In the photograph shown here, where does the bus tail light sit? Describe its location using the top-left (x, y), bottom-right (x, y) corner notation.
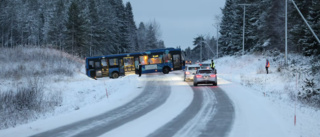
top-left (196, 75), bottom-right (202, 78)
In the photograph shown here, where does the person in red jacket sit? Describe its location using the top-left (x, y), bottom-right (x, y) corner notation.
top-left (266, 59), bottom-right (270, 74)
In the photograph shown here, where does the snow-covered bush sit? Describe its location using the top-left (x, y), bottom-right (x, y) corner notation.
top-left (298, 77), bottom-right (320, 107)
top-left (0, 46), bottom-right (82, 129)
top-left (0, 46), bottom-right (83, 79)
top-left (294, 56), bottom-right (320, 108)
top-left (0, 77), bottom-right (62, 129)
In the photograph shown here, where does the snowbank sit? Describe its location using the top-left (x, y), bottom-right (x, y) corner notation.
top-left (215, 54), bottom-right (320, 137)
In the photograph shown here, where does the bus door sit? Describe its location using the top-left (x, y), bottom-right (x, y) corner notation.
top-left (93, 60), bottom-right (102, 77)
top-left (123, 56), bottom-right (135, 75)
top-left (87, 59), bottom-right (95, 78)
top-left (101, 58), bottom-right (109, 77)
top-left (119, 58), bottom-right (124, 76)
top-left (134, 57), bottom-right (139, 74)
top-left (172, 54), bottom-right (182, 70)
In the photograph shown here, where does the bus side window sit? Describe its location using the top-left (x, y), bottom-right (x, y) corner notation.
top-left (139, 55), bottom-right (148, 65)
top-left (89, 61), bottom-right (94, 69)
top-left (101, 59), bottom-right (108, 67)
top-left (163, 53), bottom-right (172, 63)
top-left (109, 58), bottom-right (118, 66)
top-left (95, 61), bottom-right (101, 69)
top-left (150, 54), bottom-right (162, 64)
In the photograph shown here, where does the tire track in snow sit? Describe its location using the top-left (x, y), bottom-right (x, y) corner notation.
top-left (147, 85), bottom-right (216, 137)
top-left (30, 75), bottom-right (171, 137)
top-left (148, 82), bottom-right (234, 137)
top-left (199, 86), bottom-right (234, 137)
top-left (173, 86), bottom-right (217, 137)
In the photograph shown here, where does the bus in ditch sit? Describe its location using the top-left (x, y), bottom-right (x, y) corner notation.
top-left (85, 48), bottom-right (185, 79)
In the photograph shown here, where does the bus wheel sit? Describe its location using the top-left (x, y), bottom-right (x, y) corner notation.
top-left (112, 72), bottom-right (119, 78)
top-left (163, 67), bottom-right (170, 74)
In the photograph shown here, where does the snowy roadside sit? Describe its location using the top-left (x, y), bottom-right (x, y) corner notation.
top-left (0, 72), bottom-right (146, 137)
top-left (213, 54), bottom-right (320, 137)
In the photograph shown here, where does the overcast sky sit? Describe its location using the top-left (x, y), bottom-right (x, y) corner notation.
top-left (123, 0), bottom-right (226, 50)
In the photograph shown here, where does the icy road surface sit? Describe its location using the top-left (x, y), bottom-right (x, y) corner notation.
top-left (1, 71), bottom-right (298, 137)
top-left (29, 72), bottom-right (234, 137)
top-left (31, 75), bottom-right (171, 137)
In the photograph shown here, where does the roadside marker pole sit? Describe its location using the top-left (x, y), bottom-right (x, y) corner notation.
top-left (104, 80), bottom-right (109, 99)
top-left (294, 73), bottom-right (298, 126)
top-left (106, 88), bottom-right (109, 98)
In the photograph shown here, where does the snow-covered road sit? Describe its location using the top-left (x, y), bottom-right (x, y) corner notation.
top-left (31, 74), bottom-right (171, 137)
top-left (0, 71), bottom-right (304, 137)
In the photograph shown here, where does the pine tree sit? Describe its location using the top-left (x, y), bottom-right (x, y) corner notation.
top-left (230, 2), bottom-right (243, 55)
top-left (145, 25), bottom-right (158, 50)
top-left (86, 0), bottom-right (101, 56)
top-left (219, 0), bottom-right (243, 55)
top-left (96, 0), bottom-right (118, 55)
top-left (258, 0), bottom-right (285, 51)
top-left (125, 2), bottom-right (138, 52)
top-left (245, 4), bottom-right (260, 52)
top-left (48, 0), bottom-right (67, 50)
top-left (219, 0), bottom-right (234, 55)
top-left (289, 0), bottom-right (311, 53)
top-left (302, 0), bottom-right (320, 56)
top-left (137, 22), bottom-right (147, 51)
top-left (65, 0), bottom-right (87, 56)
top-left (109, 0), bottom-right (130, 54)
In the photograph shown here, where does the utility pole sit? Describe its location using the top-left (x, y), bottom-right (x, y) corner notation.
top-left (200, 41), bottom-right (203, 62)
top-left (216, 24), bottom-right (219, 58)
top-left (285, 0), bottom-right (288, 66)
top-left (239, 4), bottom-right (255, 56)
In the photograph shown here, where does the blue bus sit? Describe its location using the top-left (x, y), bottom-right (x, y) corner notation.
top-left (85, 48), bottom-right (185, 78)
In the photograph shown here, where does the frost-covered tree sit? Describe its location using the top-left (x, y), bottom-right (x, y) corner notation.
top-left (289, 0), bottom-right (312, 53)
top-left (124, 2), bottom-right (138, 52)
top-left (86, 0), bottom-right (101, 56)
top-left (245, 3), bottom-right (260, 52)
top-left (137, 22), bottom-right (147, 51)
top-left (0, 0), bottom-right (161, 56)
top-left (219, 0), bottom-right (243, 55)
top-left (65, 0), bottom-right (87, 56)
top-left (48, 0), bottom-right (67, 50)
top-left (301, 0), bottom-right (320, 56)
top-left (259, 0), bottom-right (285, 51)
top-left (145, 25), bottom-right (158, 50)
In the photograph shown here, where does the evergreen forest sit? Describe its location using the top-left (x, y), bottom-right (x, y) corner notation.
top-left (0, 0), bottom-right (165, 57)
top-left (218, 0), bottom-right (320, 57)
top-left (186, 0), bottom-right (320, 61)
